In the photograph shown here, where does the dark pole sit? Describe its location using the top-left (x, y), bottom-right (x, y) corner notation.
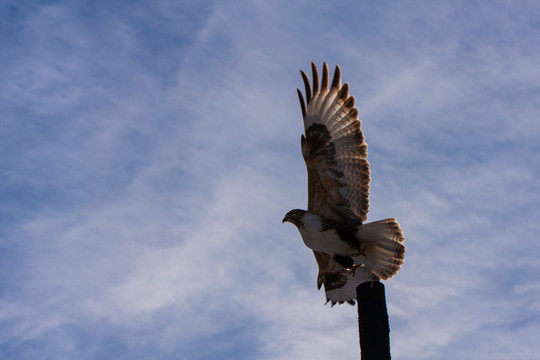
top-left (356, 281), bottom-right (391, 360)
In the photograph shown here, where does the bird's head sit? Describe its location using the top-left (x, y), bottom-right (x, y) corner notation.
top-left (282, 209), bottom-right (307, 228)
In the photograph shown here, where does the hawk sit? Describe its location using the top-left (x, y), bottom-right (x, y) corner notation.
top-left (283, 63), bottom-right (405, 306)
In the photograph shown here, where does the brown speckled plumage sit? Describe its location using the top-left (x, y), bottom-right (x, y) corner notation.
top-left (284, 63), bottom-right (406, 306)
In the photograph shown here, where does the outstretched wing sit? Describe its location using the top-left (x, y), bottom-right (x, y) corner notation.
top-left (313, 251), bottom-right (378, 306)
top-left (298, 63), bottom-right (370, 223)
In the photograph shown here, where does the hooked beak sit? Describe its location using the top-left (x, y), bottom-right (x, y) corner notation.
top-left (282, 215), bottom-right (289, 223)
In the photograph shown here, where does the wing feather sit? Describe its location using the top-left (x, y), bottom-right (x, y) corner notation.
top-left (298, 62), bottom-right (370, 222)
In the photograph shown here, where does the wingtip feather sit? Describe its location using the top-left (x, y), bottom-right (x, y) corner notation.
top-left (297, 88), bottom-right (306, 118)
top-left (300, 70), bottom-right (311, 104)
top-left (321, 62), bottom-right (329, 91)
top-left (311, 62), bottom-right (319, 94)
top-left (331, 65), bottom-right (341, 89)
top-left (338, 82), bottom-right (349, 100)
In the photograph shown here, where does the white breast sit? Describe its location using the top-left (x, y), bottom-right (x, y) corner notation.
top-left (299, 214), bottom-right (353, 255)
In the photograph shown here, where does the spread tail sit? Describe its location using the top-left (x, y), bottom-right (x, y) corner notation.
top-left (355, 218), bottom-right (405, 280)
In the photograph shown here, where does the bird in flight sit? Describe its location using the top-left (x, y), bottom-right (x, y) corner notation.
top-left (283, 63), bottom-right (405, 306)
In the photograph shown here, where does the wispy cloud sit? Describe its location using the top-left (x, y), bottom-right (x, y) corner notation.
top-left (1, 0), bottom-right (540, 359)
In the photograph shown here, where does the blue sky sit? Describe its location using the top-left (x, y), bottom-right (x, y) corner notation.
top-left (1, 1), bottom-right (540, 359)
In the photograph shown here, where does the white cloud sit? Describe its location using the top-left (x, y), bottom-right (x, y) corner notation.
top-left (2, 0), bottom-right (540, 359)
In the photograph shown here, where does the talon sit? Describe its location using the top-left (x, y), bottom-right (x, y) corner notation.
top-left (347, 264), bottom-right (359, 278)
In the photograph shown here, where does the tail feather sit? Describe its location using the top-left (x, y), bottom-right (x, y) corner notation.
top-left (355, 218), bottom-right (405, 280)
